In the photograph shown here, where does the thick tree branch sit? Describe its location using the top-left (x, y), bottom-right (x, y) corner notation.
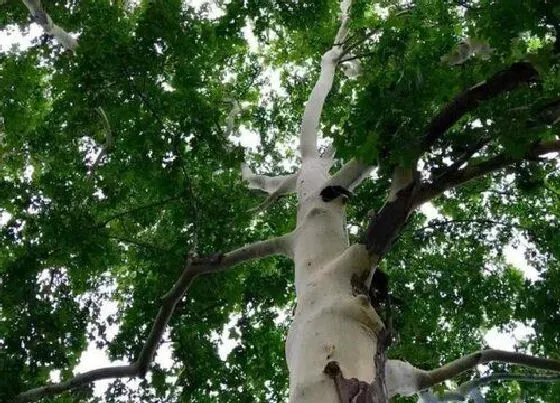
top-left (386, 360), bottom-right (426, 398)
top-left (326, 158), bottom-right (373, 190)
top-left (241, 164), bottom-right (298, 195)
top-left (421, 62), bottom-right (539, 152)
top-left (374, 82), bottom-right (556, 258)
top-left (11, 366), bottom-right (138, 403)
top-left (362, 165), bottom-right (417, 262)
top-left (417, 349), bottom-right (560, 391)
top-left (21, 0), bottom-right (78, 50)
top-left (241, 164), bottom-right (298, 210)
top-left (415, 139), bottom-right (560, 204)
top-left (11, 234), bottom-right (294, 403)
top-left (387, 350), bottom-right (560, 398)
top-left (300, 0), bottom-right (352, 158)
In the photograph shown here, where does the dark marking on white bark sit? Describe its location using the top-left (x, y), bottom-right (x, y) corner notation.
top-left (351, 273), bottom-right (369, 297)
top-left (324, 341), bottom-right (389, 403)
top-left (368, 269), bottom-right (389, 308)
top-left (320, 185), bottom-right (353, 202)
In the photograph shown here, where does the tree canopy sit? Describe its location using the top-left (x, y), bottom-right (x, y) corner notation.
top-left (1, 0), bottom-right (560, 402)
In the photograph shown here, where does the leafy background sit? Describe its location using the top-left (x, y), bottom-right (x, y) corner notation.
top-left (1, 0), bottom-right (559, 401)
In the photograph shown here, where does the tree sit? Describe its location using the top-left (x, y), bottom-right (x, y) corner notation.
top-left (1, 0), bottom-right (560, 401)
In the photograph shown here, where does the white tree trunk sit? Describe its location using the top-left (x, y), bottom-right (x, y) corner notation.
top-left (286, 160), bottom-right (384, 402)
top-left (283, 1), bottom-right (386, 400)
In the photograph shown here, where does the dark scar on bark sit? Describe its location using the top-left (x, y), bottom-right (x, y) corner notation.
top-left (323, 330), bottom-right (390, 402)
top-left (351, 273), bottom-right (369, 297)
top-left (324, 361), bottom-right (372, 402)
top-left (320, 185), bottom-right (353, 202)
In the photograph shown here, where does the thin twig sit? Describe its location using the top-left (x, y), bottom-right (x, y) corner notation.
top-left (412, 218), bottom-right (532, 236)
top-left (100, 195), bottom-right (184, 226)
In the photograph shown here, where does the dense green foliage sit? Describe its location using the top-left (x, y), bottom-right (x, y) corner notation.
top-left (1, 0), bottom-right (559, 401)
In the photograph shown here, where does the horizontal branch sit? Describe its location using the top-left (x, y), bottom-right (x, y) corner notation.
top-left (11, 234), bottom-right (294, 403)
top-left (241, 164), bottom-right (299, 211)
top-left (421, 62), bottom-right (539, 152)
top-left (417, 349), bottom-right (560, 391)
top-left (12, 366), bottom-right (138, 403)
top-left (387, 349), bottom-right (560, 398)
top-left (415, 139), bottom-right (560, 204)
top-left (241, 164), bottom-right (298, 195)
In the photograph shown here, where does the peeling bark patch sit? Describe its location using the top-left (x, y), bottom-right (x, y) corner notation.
top-left (324, 361), bottom-right (381, 403)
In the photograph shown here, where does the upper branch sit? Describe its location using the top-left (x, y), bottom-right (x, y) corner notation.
top-left (421, 62), bottom-right (539, 153)
top-left (21, 0), bottom-right (78, 50)
top-left (300, 0), bottom-right (353, 159)
top-left (11, 234), bottom-right (294, 403)
top-left (415, 139), bottom-right (560, 204)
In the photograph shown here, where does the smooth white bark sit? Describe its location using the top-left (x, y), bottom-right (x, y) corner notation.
top-left (386, 360), bottom-right (425, 398)
top-left (341, 58), bottom-right (363, 79)
top-left (284, 3), bottom-right (388, 401)
top-left (241, 164), bottom-right (298, 210)
top-left (386, 350), bottom-right (560, 399)
top-left (299, 0), bottom-right (352, 159)
top-left (241, 164), bottom-right (298, 195)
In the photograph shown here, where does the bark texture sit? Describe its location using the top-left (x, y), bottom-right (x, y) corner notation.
top-left (284, 2), bottom-right (388, 402)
